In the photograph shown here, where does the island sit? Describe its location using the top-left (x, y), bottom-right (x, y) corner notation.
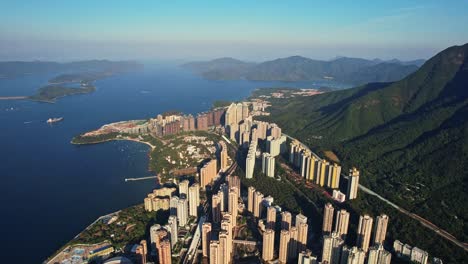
top-left (0, 60), bottom-right (143, 102)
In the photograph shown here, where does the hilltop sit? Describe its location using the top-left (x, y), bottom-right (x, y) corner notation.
top-left (255, 43), bottom-right (468, 242)
top-left (182, 56), bottom-right (422, 86)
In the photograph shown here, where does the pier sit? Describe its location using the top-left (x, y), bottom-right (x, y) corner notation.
top-left (124, 175), bottom-right (158, 182)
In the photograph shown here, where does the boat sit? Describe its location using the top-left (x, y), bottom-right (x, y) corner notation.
top-left (47, 117), bottom-right (64, 123)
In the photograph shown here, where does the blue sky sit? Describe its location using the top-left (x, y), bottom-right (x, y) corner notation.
top-left (1, 0), bottom-right (467, 61)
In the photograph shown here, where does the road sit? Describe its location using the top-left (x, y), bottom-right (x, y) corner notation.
top-left (283, 133), bottom-right (468, 252)
top-left (182, 136), bottom-right (239, 264)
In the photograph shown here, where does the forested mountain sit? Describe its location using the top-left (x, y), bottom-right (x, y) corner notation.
top-left (0, 60), bottom-right (142, 78)
top-left (259, 43), bottom-right (468, 242)
top-left (182, 56), bottom-right (421, 85)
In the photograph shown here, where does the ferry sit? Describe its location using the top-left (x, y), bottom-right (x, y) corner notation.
top-left (47, 117), bottom-right (64, 124)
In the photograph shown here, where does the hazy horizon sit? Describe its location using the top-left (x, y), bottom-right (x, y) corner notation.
top-left (1, 1), bottom-right (467, 61)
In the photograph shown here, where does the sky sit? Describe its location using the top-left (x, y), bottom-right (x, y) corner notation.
top-left (1, 0), bottom-right (467, 62)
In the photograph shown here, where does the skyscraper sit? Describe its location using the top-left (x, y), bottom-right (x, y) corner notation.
top-left (373, 214), bottom-right (389, 245)
top-left (368, 244), bottom-right (392, 264)
top-left (158, 239), bottom-right (172, 264)
top-left (177, 198), bottom-right (188, 227)
top-left (179, 180), bottom-right (189, 199)
top-left (334, 209), bottom-right (350, 239)
top-left (288, 227), bottom-right (298, 261)
top-left (322, 203), bottom-right (334, 235)
top-left (227, 175), bottom-right (240, 198)
top-left (219, 146), bottom-right (228, 171)
top-left (297, 222), bottom-right (308, 252)
top-left (347, 167), bottom-right (360, 200)
top-left (247, 186), bottom-right (255, 213)
top-left (356, 214), bottom-right (373, 252)
top-left (245, 142), bottom-right (256, 179)
top-left (202, 222), bottom-right (212, 257)
top-left (307, 155), bottom-right (318, 181)
top-left (196, 113), bottom-right (209, 130)
top-left (296, 213), bottom-right (308, 227)
top-left (212, 193), bottom-right (222, 223)
top-left (170, 196), bottom-right (179, 216)
top-left (281, 211), bottom-right (292, 230)
top-left (261, 152), bottom-right (275, 177)
top-left (341, 246), bottom-right (366, 264)
top-left (219, 230), bottom-right (231, 264)
top-left (268, 123), bottom-right (282, 139)
top-left (262, 229), bottom-right (275, 261)
top-left (167, 215), bottom-right (178, 248)
top-left (322, 232), bottom-right (344, 264)
top-left (228, 187), bottom-right (238, 226)
top-left (298, 250), bottom-right (318, 264)
top-left (329, 163), bottom-right (341, 189)
top-left (266, 135), bottom-right (286, 157)
top-left (253, 191), bottom-right (264, 218)
top-left (209, 240), bottom-right (220, 264)
top-left (279, 229), bottom-right (290, 263)
top-left (188, 183), bottom-right (200, 217)
top-left (200, 159), bottom-right (218, 189)
top-left (266, 206), bottom-right (276, 230)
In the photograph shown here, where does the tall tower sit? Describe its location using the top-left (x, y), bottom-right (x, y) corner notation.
top-left (158, 239), bottom-right (172, 264)
top-left (368, 244), bottom-right (392, 264)
top-left (322, 232), bottom-right (344, 264)
top-left (188, 183), bottom-right (200, 217)
top-left (202, 222), bottom-right (212, 257)
top-left (279, 229), bottom-right (290, 263)
top-left (347, 167), bottom-right (360, 200)
top-left (247, 186), bottom-right (255, 213)
top-left (228, 187), bottom-right (238, 226)
top-left (262, 229), bottom-right (275, 261)
top-left (209, 240), bottom-right (220, 264)
top-left (297, 222), bottom-right (308, 252)
top-left (281, 211), bottom-right (292, 230)
top-left (288, 227), bottom-right (298, 261)
top-left (167, 216), bottom-right (178, 248)
top-left (177, 198), bottom-right (188, 227)
top-left (356, 214), bottom-right (373, 252)
top-left (373, 214), bottom-right (389, 245)
top-left (212, 194), bottom-right (221, 223)
top-left (341, 246), bottom-right (366, 264)
top-left (266, 206), bottom-right (277, 230)
top-left (253, 191), bottom-right (264, 218)
top-left (179, 179), bottom-right (189, 199)
top-left (296, 213), bottom-right (308, 227)
top-left (322, 203), bottom-right (335, 235)
top-left (334, 209), bottom-right (350, 239)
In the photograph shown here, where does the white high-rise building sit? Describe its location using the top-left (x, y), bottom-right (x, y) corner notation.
top-left (167, 215), bottom-right (178, 248)
top-left (177, 198), bottom-right (188, 227)
top-left (261, 152), bottom-right (275, 177)
top-left (347, 167), bottom-right (360, 200)
top-left (188, 183), bottom-right (200, 217)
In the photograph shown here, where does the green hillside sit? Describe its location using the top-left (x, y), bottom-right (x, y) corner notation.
top-left (258, 43), bottom-right (468, 244)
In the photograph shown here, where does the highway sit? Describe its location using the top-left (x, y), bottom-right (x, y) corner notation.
top-left (283, 133), bottom-right (468, 252)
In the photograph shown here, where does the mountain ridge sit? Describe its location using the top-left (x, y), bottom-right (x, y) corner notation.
top-left (255, 43), bottom-right (468, 247)
top-left (182, 55), bottom-right (423, 85)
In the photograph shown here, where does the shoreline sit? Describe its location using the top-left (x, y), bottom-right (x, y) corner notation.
top-left (0, 96), bottom-right (28, 100)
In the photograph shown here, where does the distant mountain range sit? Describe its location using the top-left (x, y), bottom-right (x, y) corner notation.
top-left (259, 43), bottom-right (468, 256)
top-left (0, 60), bottom-right (143, 78)
top-left (182, 56), bottom-right (424, 86)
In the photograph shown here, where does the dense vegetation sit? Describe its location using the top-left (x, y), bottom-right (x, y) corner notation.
top-left (74, 205), bottom-right (168, 249)
top-left (253, 44), bottom-right (468, 262)
top-left (29, 84), bottom-right (96, 102)
top-left (182, 56), bottom-right (421, 85)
